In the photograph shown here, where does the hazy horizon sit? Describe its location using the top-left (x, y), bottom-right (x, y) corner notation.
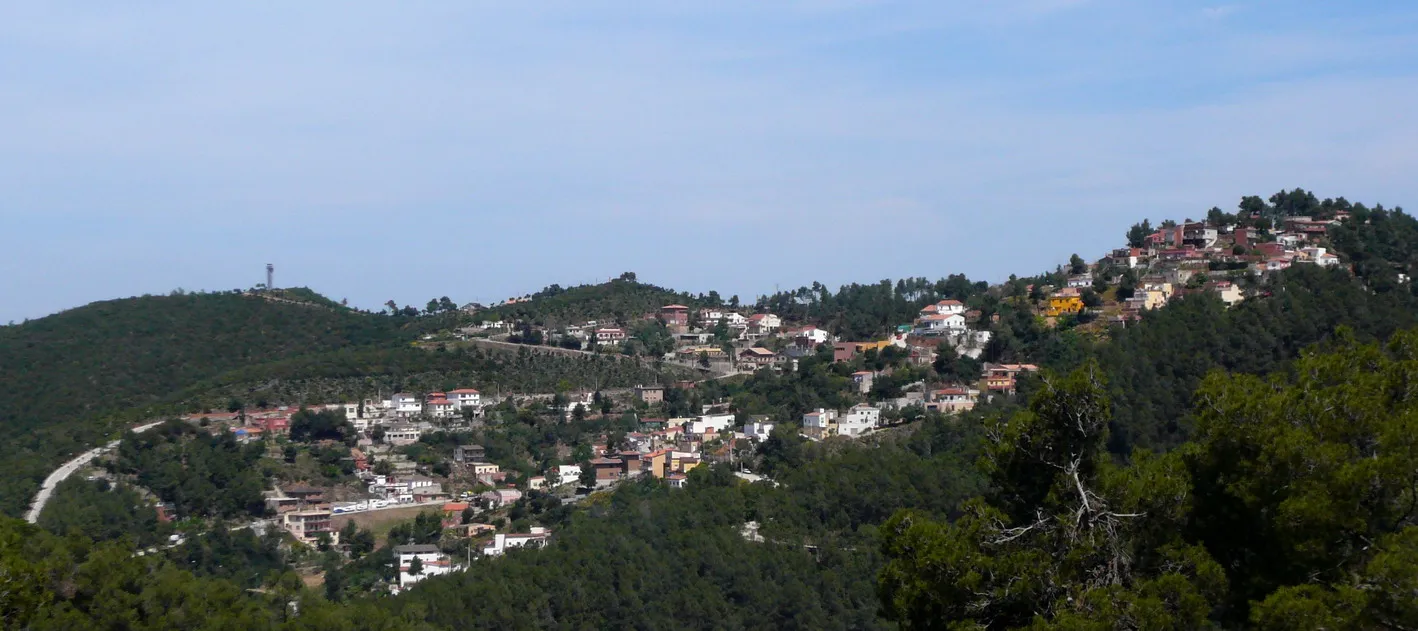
top-left (4, 1), bottom-right (1417, 323)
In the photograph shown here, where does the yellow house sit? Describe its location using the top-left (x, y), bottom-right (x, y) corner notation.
top-left (675, 456), bottom-right (702, 474)
top-left (854, 340), bottom-right (894, 353)
top-left (1138, 289), bottom-right (1169, 310)
top-left (1046, 294), bottom-right (1084, 317)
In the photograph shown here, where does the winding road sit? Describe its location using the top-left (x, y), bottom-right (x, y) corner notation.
top-left (25, 420), bottom-right (165, 523)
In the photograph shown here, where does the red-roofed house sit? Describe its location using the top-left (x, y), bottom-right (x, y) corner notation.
top-left (590, 458), bottom-right (625, 485)
top-left (449, 389), bottom-right (482, 408)
top-left (746, 313), bottom-right (782, 332)
top-left (928, 386), bottom-right (978, 413)
top-left (920, 299), bottom-right (965, 317)
top-left (425, 396), bottom-right (456, 418)
top-left (441, 502), bottom-right (470, 528)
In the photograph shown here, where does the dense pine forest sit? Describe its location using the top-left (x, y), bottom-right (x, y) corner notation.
top-left (4, 192), bottom-right (1418, 628)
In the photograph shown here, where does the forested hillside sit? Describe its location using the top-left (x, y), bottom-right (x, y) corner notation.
top-left (879, 334), bottom-right (1418, 628)
top-left (0, 291), bottom-right (414, 516)
top-left (8, 332), bottom-right (1415, 629)
top-left (0, 289), bottom-right (684, 518)
top-left (1080, 263), bottom-right (1418, 454)
top-left (483, 274), bottom-right (708, 326)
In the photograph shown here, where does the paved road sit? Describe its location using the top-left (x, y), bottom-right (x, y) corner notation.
top-left (25, 420), bottom-right (165, 524)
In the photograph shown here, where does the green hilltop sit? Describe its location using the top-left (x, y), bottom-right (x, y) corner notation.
top-left (0, 287), bottom-right (683, 517)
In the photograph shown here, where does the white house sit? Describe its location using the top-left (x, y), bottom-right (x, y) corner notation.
top-left (744, 421), bottom-right (775, 442)
top-left (424, 396), bottom-right (456, 418)
top-left (747, 313), bottom-right (782, 331)
top-left (1266, 257), bottom-right (1294, 272)
top-left (837, 404), bottom-right (881, 437)
top-left (482, 527), bottom-right (551, 557)
top-left (1067, 274), bottom-right (1093, 289)
top-left (561, 391), bottom-right (596, 415)
top-left (1300, 247), bottom-right (1340, 267)
top-left (384, 424), bottom-right (422, 445)
top-left (391, 394), bottom-right (422, 417)
top-left (723, 313), bottom-right (748, 328)
top-left (787, 325), bottom-right (831, 346)
top-left (594, 328), bottom-right (626, 342)
top-left (327, 402), bottom-right (362, 420)
top-left (555, 465), bottom-right (582, 486)
top-left (449, 389), bottom-right (481, 408)
top-left (929, 387), bottom-right (978, 413)
top-left (689, 413), bottom-right (736, 436)
top-left (920, 299), bottom-right (965, 317)
top-left (802, 408), bottom-right (837, 435)
top-left (916, 313), bottom-right (966, 333)
top-left (395, 544), bottom-right (452, 587)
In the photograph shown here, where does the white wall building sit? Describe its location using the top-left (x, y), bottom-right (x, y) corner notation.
top-left (689, 413), bottom-right (736, 435)
top-left (921, 300), bottom-right (966, 316)
top-left (327, 402), bottom-right (362, 419)
top-left (561, 391), bottom-right (596, 414)
top-left (802, 408), bottom-right (837, 432)
top-left (482, 528), bottom-right (551, 557)
top-left (555, 465), bottom-right (583, 486)
top-left (384, 424), bottom-right (422, 445)
top-left (425, 397), bottom-right (456, 418)
top-left (391, 393), bottom-right (422, 417)
top-left (916, 313), bottom-right (966, 333)
top-left (788, 326), bottom-right (831, 345)
top-left (837, 404), bottom-right (882, 437)
top-left (745, 421), bottom-right (775, 442)
top-left (395, 544), bottom-right (452, 587)
top-left (449, 389), bottom-right (481, 408)
top-left (748, 313), bottom-right (782, 331)
top-left (594, 328), bottom-right (626, 342)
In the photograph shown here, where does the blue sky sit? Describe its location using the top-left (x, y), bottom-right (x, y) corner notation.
top-left (3, 1), bottom-right (1417, 322)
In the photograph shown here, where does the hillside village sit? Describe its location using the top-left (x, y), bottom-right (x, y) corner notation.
top-left (89, 203), bottom-right (1366, 592)
top-left (16, 188), bottom-right (1418, 626)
